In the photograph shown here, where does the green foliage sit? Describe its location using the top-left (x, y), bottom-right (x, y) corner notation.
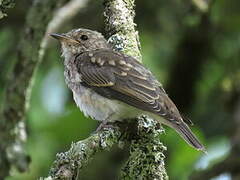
top-left (121, 117), bottom-right (168, 180)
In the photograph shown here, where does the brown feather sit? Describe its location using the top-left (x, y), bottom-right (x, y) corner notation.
top-left (75, 49), bottom-right (205, 151)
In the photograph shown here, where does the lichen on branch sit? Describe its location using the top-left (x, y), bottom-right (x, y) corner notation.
top-left (47, 127), bottom-right (122, 179)
top-left (120, 117), bottom-right (168, 180)
top-left (104, 0), bottom-right (142, 61)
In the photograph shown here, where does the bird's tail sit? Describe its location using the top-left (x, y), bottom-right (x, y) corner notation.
top-left (171, 121), bottom-right (206, 152)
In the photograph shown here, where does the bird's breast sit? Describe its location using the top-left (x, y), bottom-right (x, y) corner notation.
top-left (72, 85), bottom-right (140, 122)
top-left (63, 62), bottom-right (141, 122)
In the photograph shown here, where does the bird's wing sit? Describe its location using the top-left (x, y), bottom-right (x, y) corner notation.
top-left (76, 49), bottom-right (182, 123)
top-left (76, 49), bottom-right (205, 151)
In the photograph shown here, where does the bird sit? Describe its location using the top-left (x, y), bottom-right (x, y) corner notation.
top-left (50, 28), bottom-right (205, 152)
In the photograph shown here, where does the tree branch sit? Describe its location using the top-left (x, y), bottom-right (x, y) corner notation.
top-left (0, 0), bottom-right (68, 178)
top-left (120, 117), bottom-right (168, 179)
top-left (104, 0), bottom-right (142, 60)
top-left (44, 0), bottom-right (168, 179)
top-left (45, 127), bottom-right (122, 179)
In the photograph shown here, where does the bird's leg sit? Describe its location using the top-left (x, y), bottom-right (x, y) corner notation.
top-left (95, 121), bottom-right (115, 132)
top-left (95, 112), bottom-right (116, 132)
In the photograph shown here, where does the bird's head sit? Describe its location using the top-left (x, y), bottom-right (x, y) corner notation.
top-left (50, 28), bottom-right (109, 59)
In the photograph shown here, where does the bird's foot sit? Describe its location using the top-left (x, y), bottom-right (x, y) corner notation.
top-left (95, 121), bottom-right (115, 132)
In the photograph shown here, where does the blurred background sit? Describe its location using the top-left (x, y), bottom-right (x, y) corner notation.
top-left (1, 0), bottom-right (240, 179)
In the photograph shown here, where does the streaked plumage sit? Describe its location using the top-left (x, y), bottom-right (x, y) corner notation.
top-left (50, 28), bottom-right (205, 152)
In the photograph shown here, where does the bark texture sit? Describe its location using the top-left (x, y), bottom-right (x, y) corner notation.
top-left (120, 117), bottom-right (167, 180)
top-left (47, 127), bottom-right (122, 179)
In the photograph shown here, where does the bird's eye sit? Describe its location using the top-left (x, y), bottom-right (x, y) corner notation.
top-left (80, 35), bottom-right (88, 41)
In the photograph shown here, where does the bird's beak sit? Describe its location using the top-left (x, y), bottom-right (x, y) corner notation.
top-left (49, 33), bottom-right (79, 44)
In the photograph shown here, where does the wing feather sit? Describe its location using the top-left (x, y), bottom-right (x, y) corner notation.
top-left (76, 49), bottom-right (182, 123)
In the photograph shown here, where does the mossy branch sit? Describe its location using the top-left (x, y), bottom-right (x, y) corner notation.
top-left (104, 0), bottom-right (168, 179)
top-left (44, 0), bottom-right (168, 179)
top-left (44, 126), bottom-right (122, 179)
top-left (44, 118), bottom-right (168, 180)
top-left (120, 117), bottom-right (168, 179)
top-left (104, 0), bottom-right (142, 61)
